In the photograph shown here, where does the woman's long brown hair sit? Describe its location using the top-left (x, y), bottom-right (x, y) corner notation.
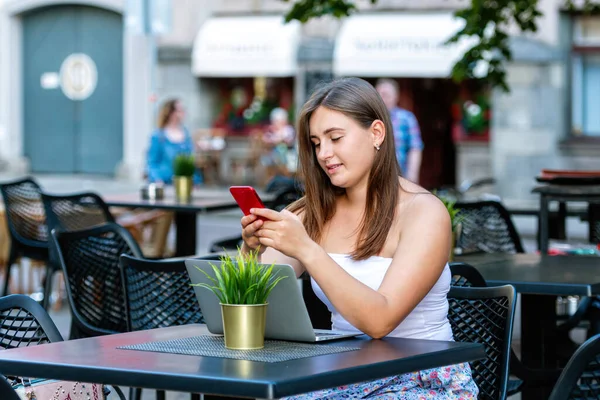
top-left (158, 99), bottom-right (179, 129)
top-left (288, 78), bottom-right (401, 260)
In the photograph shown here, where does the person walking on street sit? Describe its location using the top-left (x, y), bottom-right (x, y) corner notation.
top-left (376, 79), bottom-right (423, 184)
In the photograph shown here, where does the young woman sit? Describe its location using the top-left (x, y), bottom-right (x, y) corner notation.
top-left (146, 99), bottom-right (200, 184)
top-left (240, 78), bottom-right (478, 399)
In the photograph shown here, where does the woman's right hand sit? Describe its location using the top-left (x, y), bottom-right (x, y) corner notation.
top-left (241, 214), bottom-right (266, 255)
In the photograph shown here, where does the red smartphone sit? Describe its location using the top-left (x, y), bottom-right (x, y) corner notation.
top-left (229, 186), bottom-right (266, 218)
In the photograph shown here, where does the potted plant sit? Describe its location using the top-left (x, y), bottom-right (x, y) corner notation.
top-left (192, 249), bottom-right (286, 350)
top-left (172, 154), bottom-right (196, 202)
top-left (437, 195), bottom-right (463, 262)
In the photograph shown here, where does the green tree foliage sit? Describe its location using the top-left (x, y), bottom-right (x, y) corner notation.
top-left (282, 0), bottom-right (600, 92)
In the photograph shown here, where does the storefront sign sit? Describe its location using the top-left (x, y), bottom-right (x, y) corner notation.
top-left (334, 13), bottom-right (475, 78)
top-left (192, 16), bottom-right (300, 77)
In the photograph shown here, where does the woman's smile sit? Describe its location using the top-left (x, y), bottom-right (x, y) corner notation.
top-left (326, 163), bottom-right (342, 174)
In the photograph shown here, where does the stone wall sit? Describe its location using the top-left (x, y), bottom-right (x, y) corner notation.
top-left (491, 63), bottom-right (566, 202)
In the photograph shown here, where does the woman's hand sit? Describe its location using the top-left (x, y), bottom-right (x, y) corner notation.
top-left (251, 208), bottom-right (316, 261)
top-left (241, 214), bottom-right (266, 255)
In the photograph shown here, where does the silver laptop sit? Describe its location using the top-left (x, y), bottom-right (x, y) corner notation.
top-left (185, 259), bottom-right (360, 342)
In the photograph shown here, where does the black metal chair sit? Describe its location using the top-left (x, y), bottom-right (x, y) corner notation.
top-left (450, 262), bottom-right (563, 397)
top-left (119, 254), bottom-right (205, 332)
top-left (0, 376), bottom-right (20, 400)
top-left (49, 222), bottom-right (143, 339)
top-left (447, 284), bottom-right (516, 400)
top-left (548, 333), bottom-right (600, 400)
top-left (42, 191), bottom-right (115, 232)
top-left (0, 177), bottom-right (49, 302)
top-left (0, 294), bottom-right (62, 348)
top-left (0, 294), bottom-right (126, 399)
top-left (455, 200), bottom-right (525, 254)
top-left (120, 254), bottom-right (228, 400)
top-left (449, 261), bottom-right (488, 288)
top-left (40, 191), bottom-right (115, 310)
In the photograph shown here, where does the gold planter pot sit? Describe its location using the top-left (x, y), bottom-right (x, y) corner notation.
top-left (173, 176), bottom-right (193, 202)
top-left (221, 303), bottom-right (268, 350)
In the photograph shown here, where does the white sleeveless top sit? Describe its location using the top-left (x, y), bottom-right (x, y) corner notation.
top-left (311, 253), bottom-right (453, 341)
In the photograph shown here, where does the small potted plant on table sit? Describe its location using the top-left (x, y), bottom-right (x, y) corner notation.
top-left (192, 249), bottom-right (286, 350)
top-left (172, 154), bottom-right (196, 202)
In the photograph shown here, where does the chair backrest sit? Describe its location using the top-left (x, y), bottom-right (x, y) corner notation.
top-left (0, 376), bottom-right (21, 400)
top-left (0, 294), bottom-right (63, 396)
top-left (455, 201), bottom-right (525, 254)
top-left (548, 333), bottom-right (600, 400)
top-left (50, 222), bottom-right (143, 338)
top-left (119, 254), bottom-right (208, 331)
top-left (448, 285), bottom-right (517, 400)
top-left (0, 177), bottom-right (47, 246)
top-left (41, 192), bottom-right (114, 233)
top-left (0, 294), bottom-right (63, 349)
top-left (449, 262), bottom-right (487, 287)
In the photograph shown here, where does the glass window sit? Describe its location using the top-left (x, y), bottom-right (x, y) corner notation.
top-left (574, 17), bottom-right (600, 45)
top-left (572, 17), bottom-right (600, 136)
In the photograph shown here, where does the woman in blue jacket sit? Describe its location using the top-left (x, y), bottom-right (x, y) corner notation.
top-left (146, 99), bottom-right (201, 184)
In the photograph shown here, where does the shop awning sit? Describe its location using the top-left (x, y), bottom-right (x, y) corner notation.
top-left (333, 13), bottom-right (474, 78)
top-left (192, 16), bottom-right (301, 77)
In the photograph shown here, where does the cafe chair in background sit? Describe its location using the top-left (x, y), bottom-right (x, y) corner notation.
top-left (119, 253), bottom-right (231, 400)
top-left (50, 222), bottom-right (143, 339)
top-left (449, 262), bottom-right (563, 397)
top-left (0, 294), bottom-right (126, 400)
top-left (0, 375), bottom-right (20, 400)
top-left (447, 284), bottom-right (516, 400)
top-left (112, 209), bottom-right (175, 259)
top-left (548, 333), bottom-right (600, 400)
top-left (454, 200), bottom-right (525, 255)
top-left (41, 191), bottom-right (116, 310)
top-left (119, 254), bottom-right (205, 332)
top-left (0, 177), bottom-right (50, 306)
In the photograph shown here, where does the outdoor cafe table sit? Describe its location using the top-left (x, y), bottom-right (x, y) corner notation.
top-left (0, 325), bottom-right (485, 399)
top-left (532, 183), bottom-right (600, 253)
top-left (455, 252), bottom-right (600, 399)
top-left (104, 189), bottom-right (273, 257)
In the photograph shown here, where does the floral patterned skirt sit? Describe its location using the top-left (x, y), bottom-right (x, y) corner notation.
top-left (280, 363), bottom-right (478, 399)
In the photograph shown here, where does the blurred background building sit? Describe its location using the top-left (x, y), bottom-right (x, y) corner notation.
top-left (0, 0), bottom-right (598, 203)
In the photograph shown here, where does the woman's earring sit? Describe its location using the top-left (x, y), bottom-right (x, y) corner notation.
top-left (374, 143), bottom-right (380, 151)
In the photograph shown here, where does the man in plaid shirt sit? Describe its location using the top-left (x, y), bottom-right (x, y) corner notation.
top-left (376, 79), bottom-right (424, 183)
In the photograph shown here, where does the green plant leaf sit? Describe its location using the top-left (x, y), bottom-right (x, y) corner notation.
top-left (173, 154), bottom-right (196, 177)
top-left (189, 248), bottom-right (287, 305)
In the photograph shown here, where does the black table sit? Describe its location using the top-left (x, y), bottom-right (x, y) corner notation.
top-left (456, 253), bottom-right (600, 399)
top-left (0, 325), bottom-right (485, 399)
top-left (532, 184), bottom-right (600, 253)
top-left (104, 189), bottom-right (269, 257)
top-left (456, 253), bottom-right (600, 296)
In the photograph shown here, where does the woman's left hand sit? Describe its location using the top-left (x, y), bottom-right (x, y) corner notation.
top-left (250, 208), bottom-right (315, 261)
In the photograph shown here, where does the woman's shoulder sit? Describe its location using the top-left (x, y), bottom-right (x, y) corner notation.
top-left (150, 129), bottom-right (166, 140)
top-left (397, 181), bottom-right (449, 227)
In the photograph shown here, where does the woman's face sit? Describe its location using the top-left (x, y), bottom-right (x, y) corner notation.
top-left (171, 101), bottom-right (185, 123)
top-left (308, 106), bottom-right (381, 189)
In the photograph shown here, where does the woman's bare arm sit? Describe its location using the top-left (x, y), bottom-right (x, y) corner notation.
top-left (291, 195), bottom-right (450, 338)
